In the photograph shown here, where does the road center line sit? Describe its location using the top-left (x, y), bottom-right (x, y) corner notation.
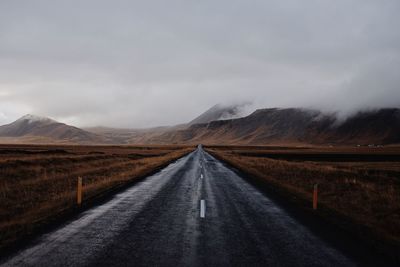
top-left (200, 200), bottom-right (206, 218)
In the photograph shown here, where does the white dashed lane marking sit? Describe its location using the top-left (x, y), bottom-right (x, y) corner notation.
top-left (200, 200), bottom-right (206, 218)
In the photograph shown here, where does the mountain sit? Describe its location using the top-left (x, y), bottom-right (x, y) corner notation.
top-left (84, 103), bottom-right (249, 144)
top-left (188, 103), bottom-right (249, 126)
top-left (320, 109), bottom-right (400, 144)
top-left (147, 108), bottom-right (400, 145)
top-left (0, 114), bottom-right (105, 144)
top-left (1, 108), bottom-right (400, 145)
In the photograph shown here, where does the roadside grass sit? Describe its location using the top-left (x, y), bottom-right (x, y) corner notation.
top-left (206, 146), bottom-right (400, 258)
top-left (0, 145), bottom-right (194, 251)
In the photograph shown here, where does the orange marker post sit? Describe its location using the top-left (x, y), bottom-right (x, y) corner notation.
top-left (77, 177), bottom-right (83, 206)
top-left (313, 183), bottom-right (318, 210)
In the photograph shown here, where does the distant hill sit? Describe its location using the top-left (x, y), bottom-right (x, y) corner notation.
top-left (85, 103), bottom-right (249, 144)
top-left (1, 108), bottom-right (400, 145)
top-left (0, 114), bottom-right (106, 144)
top-left (148, 108), bottom-right (400, 145)
top-left (84, 126), bottom-right (178, 144)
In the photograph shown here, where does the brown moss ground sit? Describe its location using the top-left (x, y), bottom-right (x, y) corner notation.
top-left (206, 146), bottom-right (400, 258)
top-left (0, 145), bottom-right (194, 251)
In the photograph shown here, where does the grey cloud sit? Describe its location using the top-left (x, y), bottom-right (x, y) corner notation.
top-left (0, 0), bottom-right (399, 127)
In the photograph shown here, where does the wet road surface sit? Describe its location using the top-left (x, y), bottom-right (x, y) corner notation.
top-left (1, 147), bottom-right (369, 266)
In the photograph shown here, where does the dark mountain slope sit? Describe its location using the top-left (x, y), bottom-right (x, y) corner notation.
top-left (150, 108), bottom-right (400, 145)
top-left (1, 108), bottom-right (399, 145)
top-left (188, 103), bottom-right (248, 126)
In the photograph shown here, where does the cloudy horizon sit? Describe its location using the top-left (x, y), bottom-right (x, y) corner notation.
top-left (0, 0), bottom-right (399, 128)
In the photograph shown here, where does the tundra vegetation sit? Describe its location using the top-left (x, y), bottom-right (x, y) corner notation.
top-left (206, 145), bottom-right (400, 258)
top-left (0, 144), bottom-right (194, 251)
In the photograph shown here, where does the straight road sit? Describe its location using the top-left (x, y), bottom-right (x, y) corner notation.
top-left (0, 146), bottom-right (381, 266)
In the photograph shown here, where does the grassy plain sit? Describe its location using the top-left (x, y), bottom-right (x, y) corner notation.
top-left (206, 145), bottom-right (400, 258)
top-left (0, 144), bottom-right (194, 251)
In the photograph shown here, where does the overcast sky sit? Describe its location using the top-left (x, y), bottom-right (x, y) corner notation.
top-left (0, 0), bottom-right (399, 128)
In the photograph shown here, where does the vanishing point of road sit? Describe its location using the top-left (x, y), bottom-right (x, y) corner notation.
top-left (0, 146), bottom-right (389, 266)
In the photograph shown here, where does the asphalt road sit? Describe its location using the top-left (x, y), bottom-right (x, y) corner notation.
top-left (0, 146), bottom-right (382, 266)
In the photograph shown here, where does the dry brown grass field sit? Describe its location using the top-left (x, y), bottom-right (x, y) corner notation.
top-left (0, 144), bottom-right (194, 251)
top-left (206, 145), bottom-right (400, 256)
